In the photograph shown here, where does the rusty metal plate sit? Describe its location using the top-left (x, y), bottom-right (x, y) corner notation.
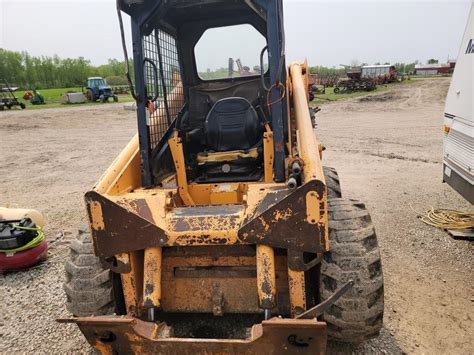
top-left (86, 179), bottom-right (326, 258)
top-left (85, 191), bottom-right (169, 258)
top-left (166, 205), bottom-right (243, 236)
top-left (238, 180), bottom-right (326, 253)
top-left (61, 316), bottom-right (327, 355)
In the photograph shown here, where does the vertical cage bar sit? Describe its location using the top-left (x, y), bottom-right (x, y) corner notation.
top-left (132, 20), bottom-right (153, 187)
top-left (267, 0), bottom-right (286, 182)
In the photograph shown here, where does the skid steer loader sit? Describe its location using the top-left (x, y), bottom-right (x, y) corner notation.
top-left (61, 0), bottom-right (384, 353)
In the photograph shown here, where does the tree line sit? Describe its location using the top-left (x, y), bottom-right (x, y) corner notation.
top-left (0, 49), bottom-right (132, 89)
top-left (1, 48), bottom-right (425, 89)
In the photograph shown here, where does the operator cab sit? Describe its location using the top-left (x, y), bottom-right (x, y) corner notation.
top-left (149, 22), bottom-right (274, 185)
top-left (124, 0), bottom-right (288, 189)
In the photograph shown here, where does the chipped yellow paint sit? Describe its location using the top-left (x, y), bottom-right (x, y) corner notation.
top-left (256, 245), bottom-right (276, 309)
top-left (306, 191), bottom-right (320, 224)
top-left (168, 132), bottom-right (195, 206)
top-left (89, 201), bottom-right (105, 231)
top-left (288, 268), bottom-right (306, 317)
top-left (77, 63), bottom-right (335, 354)
top-left (143, 247), bottom-right (162, 309)
top-left (273, 208), bottom-right (293, 222)
top-left (258, 216), bottom-right (271, 233)
top-left (117, 252), bottom-right (141, 314)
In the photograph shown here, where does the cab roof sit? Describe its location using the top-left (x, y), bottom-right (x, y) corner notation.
top-left (119, 0), bottom-right (271, 31)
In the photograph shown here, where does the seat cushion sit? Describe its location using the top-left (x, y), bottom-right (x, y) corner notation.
top-left (196, 147), bottom-right (260, 165)
top-left (205, 97), bottom-right (261, 152)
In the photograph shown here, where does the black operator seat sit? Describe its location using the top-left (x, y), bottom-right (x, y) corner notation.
top-left (205, 97), bottom-right (260, 152)
top-left (195, 97), bottom-right (264, 182)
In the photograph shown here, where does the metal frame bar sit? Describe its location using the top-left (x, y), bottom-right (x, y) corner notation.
top-left (131, 19), bottom-right (154, 187)
top-left (266, 0), bottom-right (286, 182)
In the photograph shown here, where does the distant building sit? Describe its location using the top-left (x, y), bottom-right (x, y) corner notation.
top-left (448, 59), bottom-right (457, 73)
top-left (414, 63), bottom-right (451, 76)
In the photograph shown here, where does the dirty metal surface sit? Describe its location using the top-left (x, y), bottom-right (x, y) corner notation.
top-left (287, 250), bottom-right (322, 272)
top-left (166, 205), bottom-right (243, 240)
top-left (239, 180), bottom-right (326, 253)
top-left (62, 316), bottom-right (327, 355)
top-left (85, 191), bottom-right (168, 258)
top-left (86, 179), bottom-right (326, 257)
top-left (160, 253), bottom-right (290, 315)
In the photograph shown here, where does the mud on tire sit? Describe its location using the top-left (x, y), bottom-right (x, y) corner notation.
top-left (321, 199), bottom-right (384, 343)
top-left (64, 226), bottom-right (114, 316)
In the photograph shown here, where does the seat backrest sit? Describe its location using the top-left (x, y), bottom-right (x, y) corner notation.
top-left (187, 79), bottom-right (264, 131)
top-left (205, 97), bottom-right (260, 152)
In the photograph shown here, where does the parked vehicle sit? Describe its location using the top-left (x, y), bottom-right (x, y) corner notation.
top-left (85, 77), bottom-right (118, 103)
top-left (0, 80), bottom-right (25, 110)
top-left (443, 2), bottom-right (474, 203)
top-left (62, 1), bottom-right (384, 353)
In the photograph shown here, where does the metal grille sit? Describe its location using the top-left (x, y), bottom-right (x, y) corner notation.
top-left (143, 29), bottom-right (184, 149)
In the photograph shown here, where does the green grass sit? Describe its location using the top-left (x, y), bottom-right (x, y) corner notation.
top-left (311, 80), bottom-right (412, 106)
top-left (7, 80), bottom-right (417, 111)
top-left (8, 87), bottom-right (134, 110)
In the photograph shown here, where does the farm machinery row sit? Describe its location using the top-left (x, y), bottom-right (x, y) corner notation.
top-left (0, 80), bottom-right (26, 110)
top-left (334, 78), bottom-right (376, 94)
top-left (333, 64), bottom-right (399, 94)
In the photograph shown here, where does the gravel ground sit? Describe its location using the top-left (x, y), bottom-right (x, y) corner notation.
top-left (0, 78), bottom-right (472, 354)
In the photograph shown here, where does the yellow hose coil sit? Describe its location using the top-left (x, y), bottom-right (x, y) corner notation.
top-left (416, 208), bottom-right (474, 230)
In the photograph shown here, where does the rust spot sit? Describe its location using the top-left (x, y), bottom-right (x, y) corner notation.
top-left (90, 201), bottom-right (105, 231)
top-left (145, 283), bottom-right (154, 295)
top-left (272, 208), bottom-right (293, 222)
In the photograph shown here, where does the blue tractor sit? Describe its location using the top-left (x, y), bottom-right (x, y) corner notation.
top-left (85, 77), bottom-right (118, 103)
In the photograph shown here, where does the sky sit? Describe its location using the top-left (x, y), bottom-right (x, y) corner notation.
top-left (0, 0), bottom-right (471, 68)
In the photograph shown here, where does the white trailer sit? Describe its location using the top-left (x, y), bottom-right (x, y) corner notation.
top-left (443, 1), bottom-right (474, 203)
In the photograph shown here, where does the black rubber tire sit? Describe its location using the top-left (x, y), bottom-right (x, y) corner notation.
top-left (64, 226), bottom-right (115, 316)
top-left (87, 90), bottom-right (96, 102)
top-left (323, 167), bottom-right (342, 199)
top-left (320, 199), bottom-right (384, 343)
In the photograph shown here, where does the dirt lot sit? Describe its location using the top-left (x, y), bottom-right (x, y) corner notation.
top-left (0, 78), bottom-right (472, 354)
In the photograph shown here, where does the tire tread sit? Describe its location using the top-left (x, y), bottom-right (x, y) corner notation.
top-left (321, 198), bottom-right (384, 343)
